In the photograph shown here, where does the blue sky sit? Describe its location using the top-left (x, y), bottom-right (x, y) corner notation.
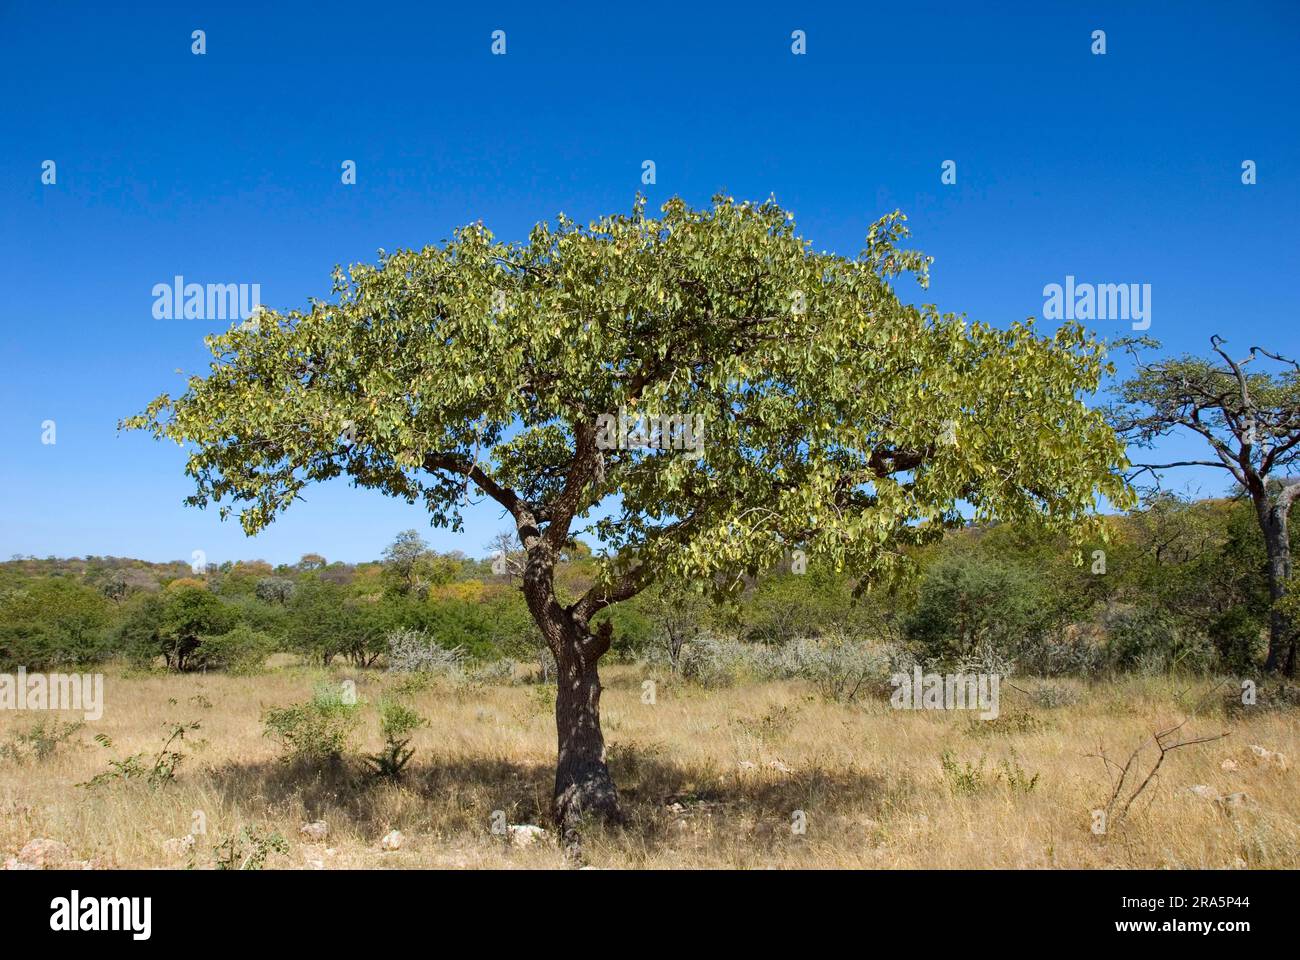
top-left (2, 1), bottom-right (1297, 566)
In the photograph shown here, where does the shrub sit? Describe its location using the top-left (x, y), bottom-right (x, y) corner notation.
top-left (0, 718), bottom-right (84, 763)
top-left (386, 629), bottom-right (467, 675)
top-left (81, 720), bottom-right (200, 788)
top-left (0, 578), bottom-right (113, 669)
top-left (466, 658), bottom-right (517, 686)
top-left (263, 683), bottom-right (362, 765)
top-left (905, 552), bottom-right (1052, 667)
top-left (363, 699), bottom-right (427, 781)
top-left (212, 826), bottom-right (289, 870)
top-left (676, 636), bottom-right (769, 687)
top-left (940, 750), bottom-right (1039, 794)
top-left (194, 624), bottom-right (275, 674)
top-left (1210, 606), bottom-right (1266, 674)
top-left (1027, 681), bottom-right (1081, 709)
top-left (770, 636), bottom-right (898, 704)
top-left (1104, 606), bottom-right (1213, 673)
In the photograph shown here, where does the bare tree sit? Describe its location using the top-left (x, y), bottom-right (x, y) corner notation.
top-left (1108, 336), bottom-right (1300, 674)
top-left (485, 529), bottom-right (525, 583)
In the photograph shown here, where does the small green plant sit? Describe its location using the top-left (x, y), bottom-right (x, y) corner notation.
top-left (530, 683), bottom-right (556, 714)
top-left (941, 750), bottom-right (989, 794)
top-left (997, 756), bottom-right (1041, 793)
top-left (81, 720), bottom-right (200, 788)
top-left (0, 718), bottom-right (84, 763)
top-left (363, 699), bottom-right (428, 781)
top-left (211, 825), bottom-right (289, 870)
top-left (263, 682), bottom-right (362, 765)
top-left (941, 750), bottom-right (1039, 794)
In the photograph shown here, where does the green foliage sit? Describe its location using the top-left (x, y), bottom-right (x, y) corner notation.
top-left (81, 720), bottom-right (200, 788)
top-left (285, 582), bottom-right (392, 667)
top-left (904, 550), bottom-right (1052, 667)
top-left (158, 587), bottom-right (235, 670)
top-left (0, 717), bottom-right (84, 763)
top-left (0, 578), bottom-right (113, 669)
top-left (263, 683), bottom-right (363, 765)
top-left (381, 530), bottom-right (459, 597)
top-left (940, 750), bottom-right (1039, 794)
top-left (1104, 605), bottom-right (1213, 674)
top-left (193, 623), bottom-right (275, 674)
top-left (211, 825), bottom-right (290, 870)
top-left (363, 698), bottom-right (427, 781)
top-left (124, 194), bottom-right (1129, 616)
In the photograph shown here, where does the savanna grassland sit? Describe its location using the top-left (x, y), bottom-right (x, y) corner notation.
top-left (2, 662), bottom-right (1295, 870)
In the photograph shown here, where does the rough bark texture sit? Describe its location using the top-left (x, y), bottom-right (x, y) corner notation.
top-left (1258, 493), bottom-right (1298, 675)
top-left (552, 623), bottom-right (621, 829)
top-left (516, 501), bottom-right (625, 828)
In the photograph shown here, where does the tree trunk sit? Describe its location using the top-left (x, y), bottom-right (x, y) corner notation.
top-left (518, 533), bottom-right (623, 829)
top-left (553, 638), bottom-right (621, 829)
top-left (1257, 496), bottom-right (1297, 675)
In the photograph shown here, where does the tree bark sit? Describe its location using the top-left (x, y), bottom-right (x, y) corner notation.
top-left (1258, 494), bottom-right (1297, 675)
top-left (552, 629), bottom-right (621, 829)
top-left (517, 519), bottom-right (623, 828)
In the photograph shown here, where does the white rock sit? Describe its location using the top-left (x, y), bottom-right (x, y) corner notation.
top-left (1187, 784), bottom-right (1216, 799)
top-left (1220, 759), bottom-right (1239, 772)
top-left (508, 824), bottom-right (548, 848)
top-left (299, 820), bottom-right (329, 842)
top-left (3, 858), bottom-right (36, 870)
top-left (17, 838), bottom-right (70, 869)
top-left (380, 829), bottom-right (404, 851)
top-left (1249, 745), bottom-right (1290, 770)
top-left (768, 759), bottom-right (792, 774)
top-left (161, 835), bottom-right (196, 858)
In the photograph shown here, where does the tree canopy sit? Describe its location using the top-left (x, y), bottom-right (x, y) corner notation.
top-left (125, 195), bottom-right (1128, 600)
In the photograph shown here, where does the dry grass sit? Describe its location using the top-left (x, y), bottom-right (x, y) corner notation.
top-left (1, 664), bottom-right (1295, 869)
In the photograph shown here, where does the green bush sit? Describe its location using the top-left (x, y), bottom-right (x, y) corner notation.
top-left (1104, 606), bottom-right (1213, 673)
top-left (194, 624), bottom-right (275, 674)
top-left (0, 578), bottom-right (113, 668)
top-left (263, 683), bottom-right (363, 765)
top-left (905, 552), bottom-right (1052, 667)
top-left (363, 698), bottom-right (427, 781)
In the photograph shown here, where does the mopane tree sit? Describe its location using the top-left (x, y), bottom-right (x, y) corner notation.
top-left (1108, 336), bottom-right (1300, 674)
top-left (125, 196), bottom-right (1129, 826)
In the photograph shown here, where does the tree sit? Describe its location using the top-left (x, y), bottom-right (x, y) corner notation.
top-left (124, 195), bottom-right (1130, 826)
top-left (255, 576), bottom-right (296, 605)
top-left (286, 581), bottom-right (356, 666)
top-left (0, 578), bottom-right (112, 668)
top-left (485, 529), bottom-right (525, 582)
top-left (381, 530), bottom-right (429, 595)
top-left (1109, 336), bottom-right (1300, 674)
top-left (156, 586), bottom-right (234, 670)
top-left (380, 530), bottom-right (458, 597)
